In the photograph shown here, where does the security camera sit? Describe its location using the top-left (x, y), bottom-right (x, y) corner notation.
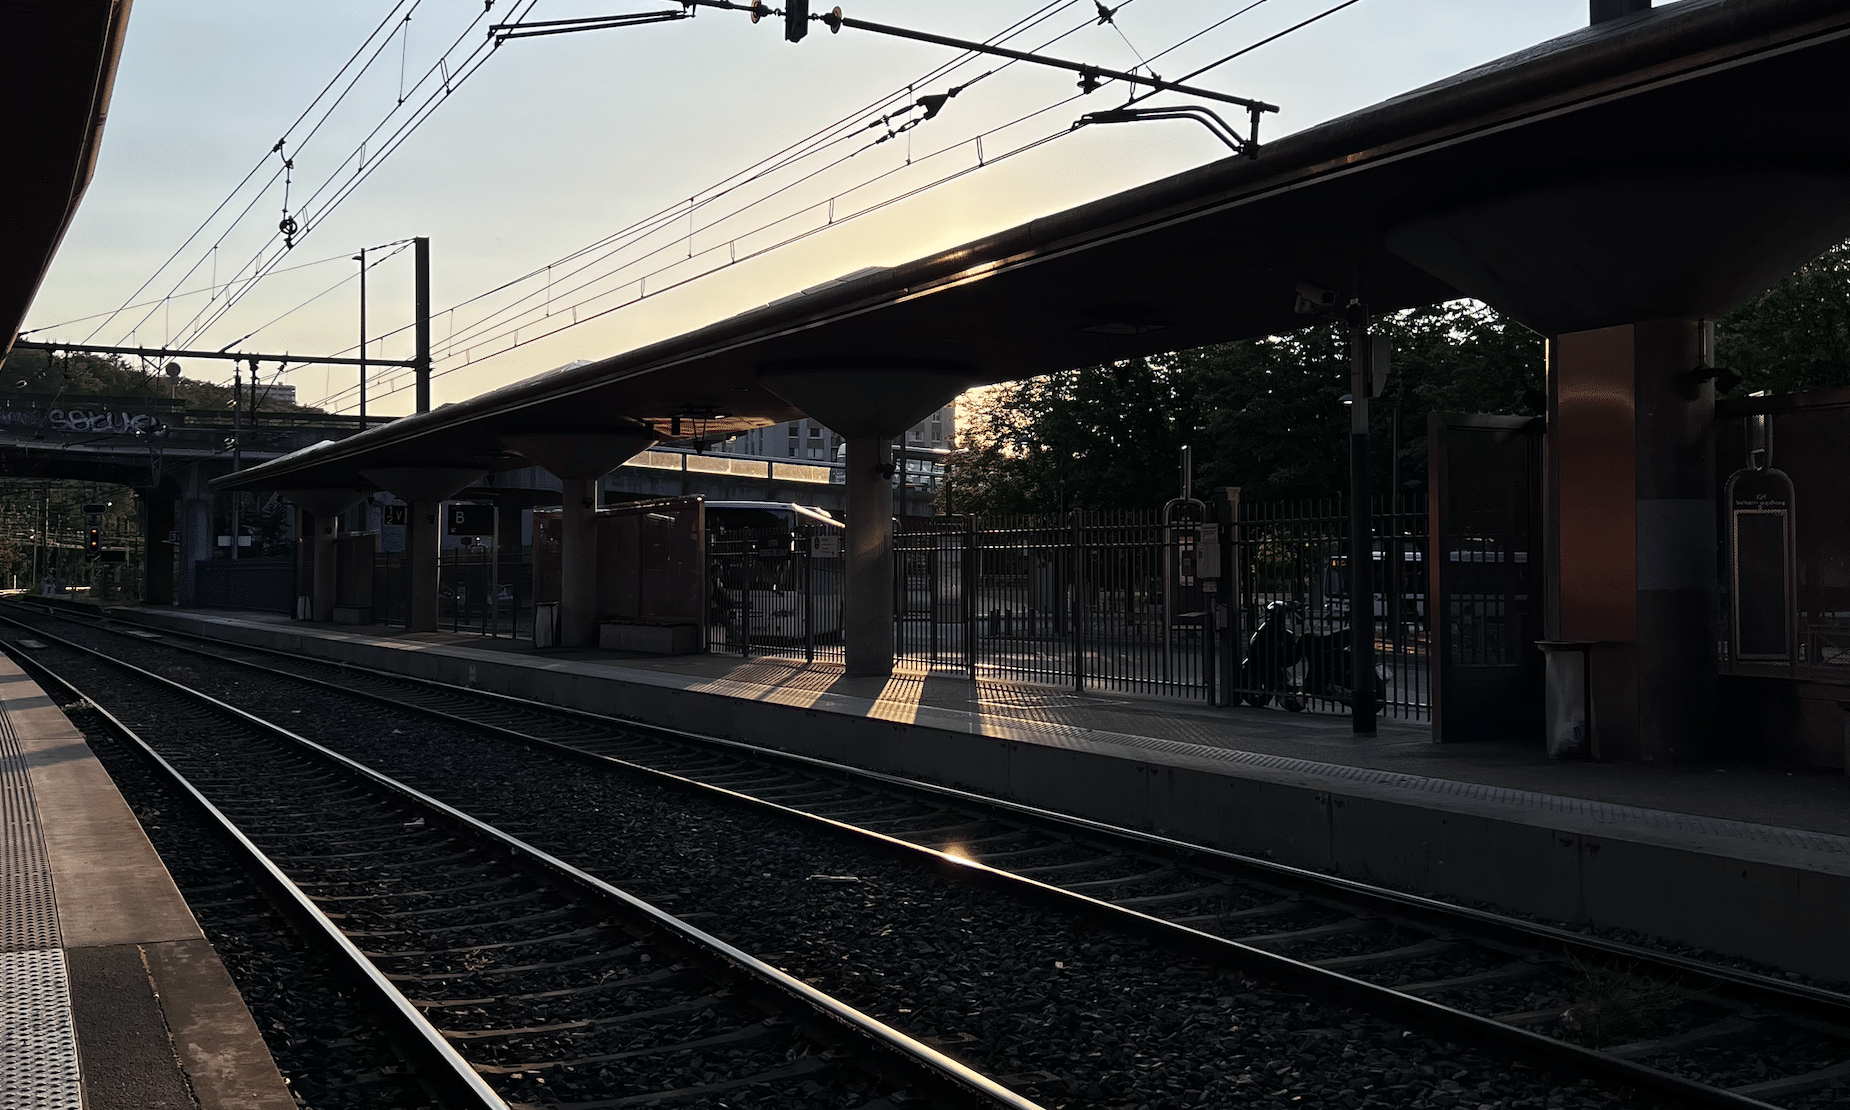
top-left (1294, 282), bottom-right (1337, 316)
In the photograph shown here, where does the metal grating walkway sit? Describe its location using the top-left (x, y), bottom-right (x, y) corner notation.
top-left (0, 702), bottom-right (80, 1110)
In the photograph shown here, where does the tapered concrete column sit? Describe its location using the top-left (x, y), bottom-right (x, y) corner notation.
top-left (559, 477), bottom-right (599, 648)
top-left (1550, 320), bottom-right (1716, 761)
top-left (177, 497), bottom-right (213, 607)
top-left (500, 430), bottom-right (657, 650)
top-left (282, 489), bottom-right (370, 623)
top-left (844, 438), bottom-right (895, 676)
top-left (141, 495), bottom-right (177, 605)
top-left (1386, 169), bottom-right (1850, 759)
top-left (760, 365), bottom-right (977, 678)
top-left (360, 469), bottom-right (487, 634)
top-left (408, 500), bottom-right (441, 631)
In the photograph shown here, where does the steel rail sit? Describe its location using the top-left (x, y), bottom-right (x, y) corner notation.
top-left (0, 613), bottom-right (1046, 1110)
top-left (66, 601), bottom-right (1850, 1022)
top-left (21, 604), bottom-right (1811, 1110)
top-left (0, 640), bottom-right (511, 1110)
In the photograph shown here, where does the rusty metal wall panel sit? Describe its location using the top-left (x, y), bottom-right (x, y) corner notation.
top-left (1554, 325), bottom-right (1637, 643)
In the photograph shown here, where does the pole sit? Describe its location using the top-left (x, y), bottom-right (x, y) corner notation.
top-left (1389, 402), bottom-right (1403, 654)
top-left (35, 483), bottom-right (46, 591)
top-left (1347, 303), bottom-right (1377, 735)
top-left (357, 247), bottom-right (368, 420)
top-left (230, 362), bottom-right (243, 561)
top-left (414, 236), bottom-right (432, 414)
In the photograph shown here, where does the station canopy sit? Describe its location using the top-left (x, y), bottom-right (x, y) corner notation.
top-left (2, 1), bottom-right (134, 355)
top-left (220, 0), bottom-right (1850, 495)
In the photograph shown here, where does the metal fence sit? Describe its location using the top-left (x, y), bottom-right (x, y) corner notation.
top-left (373, 551), bottom-right (535, 637)
top-left (706, 525), bottom-right (846, 663)
top-left (894, 513), bottom-right (1216, 700)
top-left (704, 502), bottom-right (1429, 718)
top-left (1228, 494), bottom-right (1429, 719)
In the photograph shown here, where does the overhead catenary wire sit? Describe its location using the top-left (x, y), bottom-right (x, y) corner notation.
top-left (216, 241), bottom-right (414, 355)
top-left (104, 1), bottom-right (440, 348)
top-left (164, 0), bottom-right (541, 352)
top-left (306, 0), bottom-right (1104, 409)
top-left (113, 0), bottom-right (527, 355)
top-left (17, 249), bottom-right (362, 337)
top-left (1132, 0), bottom-right (1367, 104)
top-left (84, 0), bottom-right (421, 345)
top-left (320, 0), bottom-right (1359, 413)
top-left (410, 0), bottom-right (1185, 367)
top-left (378, 2), bottom-right (1124, 365)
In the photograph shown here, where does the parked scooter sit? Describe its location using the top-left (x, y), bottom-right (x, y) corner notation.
top-left (1297, 622), bottom-right (1387, 712)
top-left (1240, 600), bottom-right (1388, 713)
top-left (1239, 600), bottom-right (1299, 708)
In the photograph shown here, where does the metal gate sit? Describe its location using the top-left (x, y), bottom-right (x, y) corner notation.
top-left (892, 512), bottom-right (1215, 701)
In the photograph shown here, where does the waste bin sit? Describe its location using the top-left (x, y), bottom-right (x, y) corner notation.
top-left (1536, 640), bottom-right (1595, 759)
top-left (533, 601), bottom-right (560, 649)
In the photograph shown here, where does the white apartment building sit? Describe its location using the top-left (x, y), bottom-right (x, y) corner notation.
top-left (719, 402), bottom-right (956, 461)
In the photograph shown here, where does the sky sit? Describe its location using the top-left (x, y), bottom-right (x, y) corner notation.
top-left (27, 0), bottom-right (1604, 415)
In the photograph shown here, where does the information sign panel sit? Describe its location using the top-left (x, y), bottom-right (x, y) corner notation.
top-left (446, 503), bottom-right (495, 537)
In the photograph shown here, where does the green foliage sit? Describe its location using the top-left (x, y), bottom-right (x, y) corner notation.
top-left (947, 300), bottom-right (1545, 512)
top-left (948, 236), bottom-right (1850, 517)
top-left (1716, 240), bottom-right (1850, 394)
top-left (0, 348), bottom-right (315, 412)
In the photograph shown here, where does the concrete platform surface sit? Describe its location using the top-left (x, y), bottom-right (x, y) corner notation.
top-left (0, 652), bottom-right (294, 1110)
top-left (101, 605), bottom-right (1850, 983)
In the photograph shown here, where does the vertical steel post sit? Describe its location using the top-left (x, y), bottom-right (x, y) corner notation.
top-left (414, 236), bottom-right (432, 415)
top-left (804, 534), bottom-right (815, 664)
top-left (1388, 401), bottom-right (1403, 674)
top-left (489, 503), bottom-right (500, 637)
top-left (964, 516), bottom-right (976, 680)
top-left (1348, 303), bottom-right (1378, 735)
top-left (230, 362), bottom-right (243, 561)
top-left (357, 247), bottom-right (368, 420)
top-left (1072, 509), bottom-right (1086, 694)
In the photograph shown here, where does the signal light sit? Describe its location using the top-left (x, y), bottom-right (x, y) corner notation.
top-left (84, 528), bottom-right (102, 557)
top-left (785, 0), bottom-right (808, 42)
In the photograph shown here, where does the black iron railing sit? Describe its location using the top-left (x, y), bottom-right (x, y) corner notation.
top-left (706, 525), bottom-right (845, 663)
top-left (1228, 495), bottom-right (1429, 720)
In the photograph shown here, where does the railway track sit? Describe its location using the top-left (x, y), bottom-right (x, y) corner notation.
top-left (15, 602), bottom-right (1850, 1108)
top-left (0, 611), bottom-right (1041, 1110)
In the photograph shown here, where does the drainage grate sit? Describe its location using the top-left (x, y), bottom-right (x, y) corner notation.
top-left (0, 697), bottom-right (82, 1108)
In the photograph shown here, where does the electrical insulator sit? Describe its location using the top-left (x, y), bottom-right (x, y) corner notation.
top-left (785, 0), bottom-right (808, 42)
top-left (85, 528), bottom-right (102, 556)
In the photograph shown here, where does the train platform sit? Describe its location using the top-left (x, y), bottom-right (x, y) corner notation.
top-left (89, 604), bottom-right (1850, 984)
top-left (0, 652), bottom-right (293, 1109)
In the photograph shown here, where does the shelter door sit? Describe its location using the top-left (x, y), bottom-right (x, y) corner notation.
top-left (1428, 414), bottom-right (1544, 743)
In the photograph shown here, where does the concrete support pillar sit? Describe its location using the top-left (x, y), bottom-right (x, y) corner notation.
top-left (142, 495), bottom-right (177, 605)
top-left (1549, 319), bottom-right (1716, 761)
top-left (844, 437), bottom-right (894, 677)
top-left (408, 500), bottom-right (441, 632)
top-left (559, 477), bottom-right (599, 648)
top-left (177, 497), bottom-right (213, 607)
top-left (311, 512), bottom-right (340, 623)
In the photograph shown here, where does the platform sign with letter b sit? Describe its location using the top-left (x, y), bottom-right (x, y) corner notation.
top-left (446, 503), bottom-right (495, 537)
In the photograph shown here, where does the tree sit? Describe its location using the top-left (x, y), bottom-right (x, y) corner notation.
top-left (1716, 240), bottom-right (1850, 394)
top-left (0, 348), bottom-right (317, 411)
top-left (949, 299), bottom-right (1545, 513)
